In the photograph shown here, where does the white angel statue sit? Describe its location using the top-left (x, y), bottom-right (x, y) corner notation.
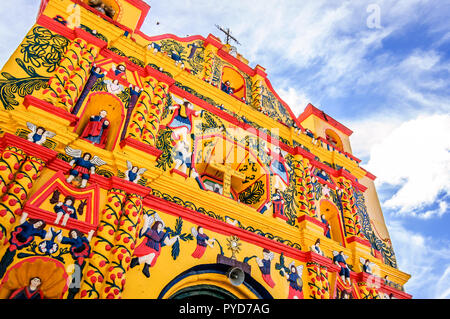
top-left (26, 122), bottom-right (56, 146)
top-left (65, 146), bottom-right (107, 188)
top-left (124, 160), bottom-right (147, 183)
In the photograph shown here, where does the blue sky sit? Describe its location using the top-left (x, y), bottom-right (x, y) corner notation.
top-left (0, 0), bottom-right (449, 299)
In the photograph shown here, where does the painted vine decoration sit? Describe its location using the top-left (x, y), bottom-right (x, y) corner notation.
top-left (155, 127), bottom-right (175, 171)
top-left (0, 59), bottom-right (50, 110)
top-left (164, 217), bottom-right (194, 260)
top-left (0, 26), bottom-right (70, 110)
top-left (20, 26), bottom-right (70, 73)
top-left (280, 155), bottom-right (300, 226)
top-left (354, 188), bottom-right (398, 268)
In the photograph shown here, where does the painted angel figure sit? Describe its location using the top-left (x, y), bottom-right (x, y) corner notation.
top-left (191, 226), bottom-right (215, 259)
top-left (58, 229), bottom-right (95, 266)
top-left (104, 78), bottom-right (125, 95)
top-left (265, 146), bottom-right (289, 192)
top-left (147, 42), bottom-right (162, 54)
top-left (256, 249), bottom-right (275, 288)
top-left (65, 146), bottom-right (107, 188)
top-left (26, 122), bottom-right (56, 146)
top-left (167, 95), bottom-right (202, 143)
top-left (360, 257), bottom-right (376, 275)
top-left (333, 251), bottom-right (351, 285)
top-left (124, 160), bottom-right (147, 183)
top-left (310, 238), bottom-right (325, 257)
top-left (0, 217), bottom-right (50, 279)
top-left (130, 213), bottom-right (179, 278)
top-left (111, 63), bottom-right (127, 79)
top-left (281, 262), bottom-right (304, 299)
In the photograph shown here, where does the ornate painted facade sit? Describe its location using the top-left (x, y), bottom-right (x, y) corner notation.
top-left (0, 0), bottom-right (411, 299)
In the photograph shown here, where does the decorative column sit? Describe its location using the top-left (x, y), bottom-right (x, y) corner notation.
top-left (78, 188), bottom-right (127, 299)
top-left (337, 177), bottom-right (364, 238)
top-left (0, 147), bottom-right (27, 198)
top-left (141, 81), bottom-right (168, 146)
top-left (306, 261), bottom-right (330, 299)
top-left (41, 38), bottom-right (87, 108)
top-left (41, 38), bottom-right (98, 111)
top-left (356, 273), bottom-right (381, 299)
top-left (120, 86), bottom-right (141, 141)
top-left (0, 156), bottom-right (45, 243)
top-left (250, 65), bottom-right (267, 111)
top-left (201, 46), bottom-right (215, 83)
top-left (59, 43), bottom-right (99, 110)
top-left (101, 193), bottom-right (144, 299)
top-left (296, 157), bottom-right (316, 218)
top-left (125, 77), bottom-right (157, 141)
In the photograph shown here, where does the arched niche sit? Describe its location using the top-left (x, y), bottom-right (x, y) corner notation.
top-left (319, 199), bottom-right (345, 245)
top-left (192, 133), bottom-right (270, 211)
top-left (221, 66), bottom-right (247, 100)
top-left (325, 129), bottom-right (343, 151)
top-left (75, 92), bottom-right (125, 151)
top-left (83, 0), bottom-right (121, 20)
top-left (0, 257), bottom-right (69, 299)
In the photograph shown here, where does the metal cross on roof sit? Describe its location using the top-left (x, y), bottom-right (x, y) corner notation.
top-left (215, 25), bottom-right (241, 46)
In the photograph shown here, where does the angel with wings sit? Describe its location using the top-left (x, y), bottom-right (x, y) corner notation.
top-left (166, 95), bottom-right (202, 144)
top-left (256, 249), bottom-right (276, 288)
top-left (124, 160), bottom-right (147, 183)
top-left (281, 262), bottom-right (304, 299)
top-left (104, 79), bottom-right (125, 95)
top-left (130, 213), bottom-right (179, 278)
top-left (310, 238), bottom-right (325, 257)
top-left (26, 122), bottom-right (56, 146)
top-left (360, 258), bottom-right (377, 275)
top-left (333, 251), bottom-right (351, 285)
top-left (191, 226), bottom-right (215, 259)
top-left (65, 146), bottom-right (107, 188)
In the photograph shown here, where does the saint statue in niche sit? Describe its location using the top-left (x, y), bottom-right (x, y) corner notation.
top-left (80, 110), bottom-right (110, 148)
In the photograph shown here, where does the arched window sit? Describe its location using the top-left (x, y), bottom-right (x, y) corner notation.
top-left (220, 66), bottom-right (247, 101)
top-left (83, 0), bottom-right (121, 20)
top-left (319, 200), bottom-right (345, 245)
top-left (325, 129), bottom-right (343, 150)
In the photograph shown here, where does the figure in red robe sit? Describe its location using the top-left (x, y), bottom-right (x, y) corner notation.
top-left (191, 226), bottom-right (215, 259)
top-left (81, 110), bottom-right (110, 148)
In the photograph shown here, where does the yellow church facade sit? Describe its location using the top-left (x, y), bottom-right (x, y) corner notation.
top-left (0, 0), bottom-right (411, 299)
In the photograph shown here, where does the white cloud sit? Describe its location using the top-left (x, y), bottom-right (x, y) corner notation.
top-left (388, 220), bottom-right (450, 298)
top-left (362, 113), bottom-right (450, 219)
top-left (0, 0), bottom-right (39, 67)
top-left (276, 87), bottom-right (310, 117)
